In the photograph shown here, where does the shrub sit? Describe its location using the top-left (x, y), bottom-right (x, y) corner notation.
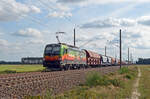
top-left (110, 79), bottom-right (125, 88)
top-left (24, 89), bottom-right (53, 99)
top-left (119, 67), bottom-right (129, 74)
top-left (44, 89), bottom-right (53, 99)
top-left (125, 74), bottom-right (132, 79)
top-left (85, 72), bottom-right (110, 87)
top-left (109, 72), bottom-right (115, 76)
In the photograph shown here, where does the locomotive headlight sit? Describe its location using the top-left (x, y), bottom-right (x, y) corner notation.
top-left (43, 58), bottom-right (45, 61)
top-left (59, 57), bottom-right (62, 61)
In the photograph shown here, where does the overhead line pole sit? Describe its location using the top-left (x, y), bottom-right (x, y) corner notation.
top-left (131, 53), bottom-right (133, 64)
top-left (74, 28), bottom-right (76, 46)
top-left (128, 47), bottom-right (129, 65)
top-left (105, 46), bottom-right (106, 56)
top-left (120, 29), bottom-right (122, 69)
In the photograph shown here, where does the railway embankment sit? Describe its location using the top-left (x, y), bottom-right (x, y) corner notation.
top-left (0, 66), bottom-right (119, 99)
top-left (26, 66), bottom-right (138, 99)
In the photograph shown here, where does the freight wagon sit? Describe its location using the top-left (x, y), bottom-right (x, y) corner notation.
top-left (101, 55), bottom-right (108, 66)
top-left (84, 50), bottom-right (101, 67)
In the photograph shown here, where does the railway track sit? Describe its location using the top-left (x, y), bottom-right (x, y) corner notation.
top-left (0, 66), bottom-right (120, 99)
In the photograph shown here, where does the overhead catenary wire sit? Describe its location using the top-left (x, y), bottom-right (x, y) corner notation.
top-left (37, 0), bottom-right (105, 47)
top-left (38, 0), bottom-right (76, 26)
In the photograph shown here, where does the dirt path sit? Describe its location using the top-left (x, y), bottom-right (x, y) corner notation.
top-left (131, 67), bottom-right (141, 99)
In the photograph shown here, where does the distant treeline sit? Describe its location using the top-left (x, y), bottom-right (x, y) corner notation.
top-left (0, 61), bottom-right (22, 65)
top-left (0, 61), bottom-right (42, 65)
top-left (0, 57), bottom-right (43, 65)
top-left (136, 58), bottom-right (150, 64)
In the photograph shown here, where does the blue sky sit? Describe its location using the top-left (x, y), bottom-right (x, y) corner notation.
top-left (1, 0), bottom-right (150, 61)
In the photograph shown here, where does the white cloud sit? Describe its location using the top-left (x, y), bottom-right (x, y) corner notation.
top-left (137, 16), bottom-right (150, 26)
top-left (57, 0), bottom-right (85, 4)
top-left (0, 32), bottom-right (3, 36)
top-left (25, 0), bottom-right (72, 18)
top-left (81, 17), bottom-right (136, 28)
top-left (48, 11), bottom-right (72, 18)
top-left (81, 16), bottom-right (150, 29)
top-left (14, 28), bottom-right (42, 38)
top-left (57, 0), bottom-right (150, 6)
top-left (0, 0), bottom-right (41, 21)
top-left (47, 3), bottom-right (72, 18)
top-left (56, 3), bottom-right (71, 12)
top-left (120, 18), bottom-right (137, 26)
top-left (30, 5), bottom-right (41, 13)
top-left (0, 39), bottom-right (9, 46)
top-left (26, 39), bottom-right (45, 44)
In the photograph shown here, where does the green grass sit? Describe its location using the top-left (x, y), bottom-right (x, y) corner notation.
top-left (85, 72), bottom-right (110, 87)
top-left (24, 90), bottom-right (53, 99)
top-left (117, 67), bottom-right (138, 98)
top-left (0, 64), bottom-right (45, 74)
top-left (139, 66), bottom-right (150, 99)
top-left (109, 78), bottom-right (124, 88)
top-left (118, 67), bottom-right (129, 74)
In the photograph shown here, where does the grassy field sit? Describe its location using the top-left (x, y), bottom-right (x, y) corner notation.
top-left (26, 66), bottom-right (138, 99)
top-left (0, 64), bottom-right (45, 74)
top-left (139, 65), bottom-right (150, 99)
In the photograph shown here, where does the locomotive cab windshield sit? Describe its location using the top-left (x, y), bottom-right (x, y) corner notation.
top-left (43, 44), bottom-right (62, 69)
top-left (44, 44), bottom-right (60, 56)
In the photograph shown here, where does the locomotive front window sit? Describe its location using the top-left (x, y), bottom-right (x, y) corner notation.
top-left (45, 46), bottom-right (52, 51)
top-left (52, 46), bottom-right (60, 55)
top-left (53, 47), bottom-right (60, 52)
top-left (45, 45), bottom-right (60, 55)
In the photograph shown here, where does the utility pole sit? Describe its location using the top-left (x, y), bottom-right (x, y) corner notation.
top-left (74, 28), bottom-right (76, 46)
top-left (105, 46), bottom-right (106, 56)
top-left (120, 29), bottom-right (122, 69)
top-left (128, 47), bottom-right (129, 65)
top-left (130, 53), bottom-right (133, 64)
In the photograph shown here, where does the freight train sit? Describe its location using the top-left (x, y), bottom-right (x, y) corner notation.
top-left (43, 43), bottom-right (126, 70)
